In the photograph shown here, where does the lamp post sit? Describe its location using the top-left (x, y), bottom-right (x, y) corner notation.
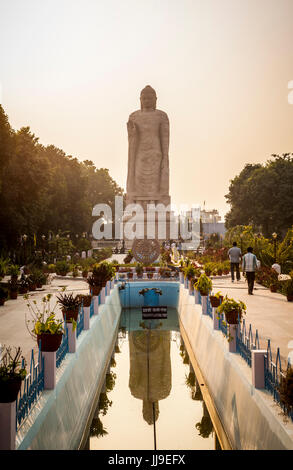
top-left (22, 234), bottom-right (28, 264)
top-left (240, 233), bottom-right (244, 254)
top-left (56, 234), bottom-right (60, 261)
top-left (272, 232), bottom-right (277, 263)
top-left (41, 235), bottom-right (46, 259)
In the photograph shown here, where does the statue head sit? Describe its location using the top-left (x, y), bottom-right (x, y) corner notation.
top-left (140, 85), bottom-right (157, 110)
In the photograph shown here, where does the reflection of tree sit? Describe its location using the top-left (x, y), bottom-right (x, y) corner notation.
top-left (89, 370), bottom-right (117, 439)
top-left (90, 416), bottom-right (108, 438)
top-left (106, 371), bottom-right (116, 392)
top-left (195, 402), bottom-right (213, 438)
top-left (185, 371), bottom-right (203, 401)
top-left (129, 328), bottom-right (172, 425)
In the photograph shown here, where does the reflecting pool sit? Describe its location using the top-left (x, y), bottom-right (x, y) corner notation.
top-left (89, 308), bottom-right (220, 450)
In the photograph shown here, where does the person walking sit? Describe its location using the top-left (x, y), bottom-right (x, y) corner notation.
top-left (228, 241), bottom-right (242, 282)
top-left (242, 246), bottom-right (258, 295)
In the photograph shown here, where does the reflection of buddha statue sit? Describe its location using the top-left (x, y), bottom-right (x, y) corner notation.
top-left (129, 329), bottom-right (171, 424)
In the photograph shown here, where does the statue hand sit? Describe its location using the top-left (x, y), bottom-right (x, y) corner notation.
top-left (127, 120), bottom-right (136, 136)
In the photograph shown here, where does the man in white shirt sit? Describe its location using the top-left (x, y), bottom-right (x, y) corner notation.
top-left (242, 246), bottom-right (258, 295)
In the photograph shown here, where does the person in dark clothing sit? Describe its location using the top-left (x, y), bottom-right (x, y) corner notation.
top-left (242, 246), bottom-right (258, 295)
top-left (228, 241), bottom-right (242, 282)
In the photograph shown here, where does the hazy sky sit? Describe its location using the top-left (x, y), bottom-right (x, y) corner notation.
top-left (1, 0), bottom-right (293, 219)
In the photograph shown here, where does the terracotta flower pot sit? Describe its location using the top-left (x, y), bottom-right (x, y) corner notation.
top-left (10, 290), bottom-right (18, 300)
top-left (209, 296), bottom-right (223, 308)
top-left (225, 309), bottom-right (241, 325)
top-left (287, 295), bottom-right (293, 302)
top-left (19, 287), bottom-right (28, 294)
top-left (127, 272), bottom-right (133, 279)
top-left (29, 284), bottom-right (37, 291)
top-left (37, 333), bottom-right (63, 352)
top-left (0, 298), bottom-right (5, 306)
top-left (82, 296), bottom-right (92, 307)
top-left (62, 308), bottom-right (79, 322)
top-left (270, 285), bottom-right (278, 293)
top-left (91, 285), bottom-right (102, 296)
top-left (199, 290), bottom-right (209, 297)
top-left (147, 273), bottom-right (153, 279)
top-left (0, 377), bottom-right (22, 403)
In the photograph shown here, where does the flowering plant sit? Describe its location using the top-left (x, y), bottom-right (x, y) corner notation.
top-left (24, 293), bottom-right (64, 340)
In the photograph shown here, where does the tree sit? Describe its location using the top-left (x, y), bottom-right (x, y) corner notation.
top-left (0, 105), bottom-right (124, 257)
top-left (225, 155), bottom-right (293, 237)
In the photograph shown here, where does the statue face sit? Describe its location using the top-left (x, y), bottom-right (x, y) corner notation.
top-left (140, 91), bottom-right (157, 110)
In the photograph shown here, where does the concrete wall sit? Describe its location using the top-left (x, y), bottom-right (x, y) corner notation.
top-left (178, 286), bottom-right (293, 450)
top-left (119, 281), bottom-right (180, 309)
top-left (16, 287), bottom-right (121, 450)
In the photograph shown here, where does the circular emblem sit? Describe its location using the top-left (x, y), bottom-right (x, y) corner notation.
top-left (132, 238), bottom-right (161, 265)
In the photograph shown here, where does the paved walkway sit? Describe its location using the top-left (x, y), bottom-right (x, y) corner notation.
top-left (1, 273), bottom-right (292, 371)
top-left (0, 277), bottom-right (89, 365)
top-left (211, 275), bottom-right (293, 368)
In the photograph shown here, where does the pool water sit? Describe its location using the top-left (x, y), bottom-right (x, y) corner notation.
top-left (89, 308), bottom-right (220, 450)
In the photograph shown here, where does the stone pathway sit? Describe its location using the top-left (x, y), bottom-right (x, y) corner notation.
top-left (0, 277), bottom-right (89, 366)
top-left (1, 273), bottom-right (292, 372)
top-left (211, 275), bottom-right (293, 368)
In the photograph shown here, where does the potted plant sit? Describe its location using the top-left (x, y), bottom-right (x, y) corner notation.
top-left (0, 346), bottom-right (27, 402)
top-left (127, 268), bottom-right (134, 279)
top-left (25, 293), bottom-right (64, 352)
top-left (217, 296), bottom-right (246, 324)
top-left (78, 294), bottom-right (92, 307)
top-left (56, 292), bottom-right (82, 322)
top-left (72, 264), bottom-right (79, 278)
top-left (92, 262), bottom-right (115, 287)
top-left (145, 267), bottom-right (154, 279)
top-left (8, 264), bottom-right (20, 283)
top-left (135, 263), bottom-right (144, 278)
top-left (55, 260), bottom-right (70, 276)
top-left (217, 263), bottom-right (224, 276)
top-left (209, 291), bottom-right (223, 308)
top-left (194, 274), bottom-right (212, 296)
top-left (82, 268), bottom-right (88, 279)
top-left (0, 286), bottom-right (8, 306)
top-left (8, 279), bottom-right (18, 300)
top-left (87, 274), bottom-right (103, 296)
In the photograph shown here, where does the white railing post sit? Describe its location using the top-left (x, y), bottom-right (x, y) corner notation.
top-left (228, 325), bottom-right (238, 353)
top-left (179, 272), bottom-right (184, 284)
top-left (188, 280), bottom-right (194, 296)
top-left (194, 289), bottom-right (200, 304)
top-left (212, 307), bottom-right (220, 330)
top-left (93, 295), bottom-right (99, 315)
top-left (201, 295), bottom-right (208, 315)
top-left (42, 351), bottom-right (57, 389)
top-left (0, 401), bottom-right (16, 450)
top-left (67, 323), bottom-right (76, 353)
top-left (252, 350), bottom-right (266, 389)
top-left (83, 306), bottom-right (90, 330)
top-left (100, 287), bottom-right (106, 304)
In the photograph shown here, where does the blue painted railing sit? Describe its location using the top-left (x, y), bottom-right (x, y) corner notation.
top-left (16, 349), bottom-right (44, 431)
top-left (76, 305), bottom-right (84, 338)
top-left (90, 297), bottom-right (95, 318)
top-left (56, 326), bottom-right (69, 368)
top-left (206, 296), bottom-right (213, 319)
